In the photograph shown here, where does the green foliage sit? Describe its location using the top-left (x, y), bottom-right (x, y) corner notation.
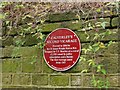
top-left (80, 27), bottom-right (113, 88)
top-left (79, 3), bottom-right (117, 87)
top-left (81, 28), bottom-right (114, 87)
top-left (92, 75), bottom-right (110, 88)
top-left (2, 2), bottom-right (118, 88)
top-left (2, 2), bottom-right (47, 61)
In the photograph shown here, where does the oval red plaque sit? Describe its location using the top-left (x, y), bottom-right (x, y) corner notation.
top-left (43, 28), bottom-right (81, 71)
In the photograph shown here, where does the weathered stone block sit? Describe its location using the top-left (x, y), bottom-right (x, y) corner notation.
top-left (50, 75), bottom-right (69, 86)
top-left (66, 55), bottom-right (91, 73)
top-left (49, 12), bottom-right (77, 22)
top-left (83, 74), bottom-right (119, 88)
top-left (112, 17), bottom-right (119, 27)
top-left (22, 58), bottom-right (35, 73)
top-left (2, 59), bottom-right (21, 73)
top-left (100, 55), bottom-right (118, 73)
top-left (34, 57), bottom-right (42, 73)
top-left (3, 46), bottom-right (40, 58)
top-left (83, 74), bottom-right (93, 87)
top-left (97, 42), bottom-right (118, 56)
top-left (18, 47), bottom-right (39, 58)
top-left (2, 36), bottom-right (13, 46)
top-left (2, 74), bottom-right (12, 85)
top-left (32, 74), bottom-right (48, 85)
top-left (13, 35), bottom-right (39, 46)
top-left (71, 75), bottom-right (82, 86)
top-left (2, 46), bottom-right (16, 57)
top-left (41, 23), bottom-right (61, 32)
top-left (43, 60), bottom-right (54, 73)
top-left (67, 60), bottom-right (88, 73)
top-left (41, 21), bottom-right (82, 33)
top-left (12, 74), bottom-right (31, 85)
top-left (0, 73), bottom-right (2, 87)
top-left (108, 75), bottom-right (119, 87)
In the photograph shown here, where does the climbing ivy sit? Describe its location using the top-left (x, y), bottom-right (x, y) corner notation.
top-left (79, 2), bottom-right (119, 88)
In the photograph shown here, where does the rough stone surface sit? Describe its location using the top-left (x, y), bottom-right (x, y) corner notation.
top-left (100, 56), bottom-right (118, 73)
top-left (1, 10), bottom-right (119, 89)
top-left (2, 59), bottom-right (21, 73)
top-left (50, 75), bottom-right (69, 86)
top-left (66, 58), bottom-right (89, 73)
top-left (2, 74), bottom-right (12, 85)
top-left (71, 75), bottom-right (81, 86)
top-left (12, 74), bottom-right (31, 85)
top-left (32, 74), bottom-right (48, 85)
top-left (108, 75), bottom-right (119, 87)
top-left (112, 17), bottom-right (119, 27)
top-left (22, 58), bottom-right (35, 73)
top-left (42, 60), bottom-right (54, 73)
top-left (83, 74), bottom-right (93, 87)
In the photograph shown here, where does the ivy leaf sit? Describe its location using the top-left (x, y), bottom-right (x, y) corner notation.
top-left (6, 21), bottom-right (10, 25)
top-left (93, 33), bottom-right (99, 40)
top-left (101, 69), bottom-right (106, 74)
top-left (82, 48), bottom-right (88, 54)
top-left (88, 59), bottom-right (95, 66)
top-left (81, 69), bottom-right (88, 73)
top-left (107, 41), bottom-right (113, 47)
top-left (96, 8), bottom-right (101, 12)
top-left (39, 33), bottom-right (45, 40)
top-left (101, 22), bottom-right (108, 29)
top-left (99, 42), bottom-right (106, 48)
top-left (80, 56), bottom-right (86, 61)
top-left (94, 46), bottom-right (100, 52)
top-left (105, 30), bottom-right (112, 35)
top-left (76, 14), bottom-right (81, 21)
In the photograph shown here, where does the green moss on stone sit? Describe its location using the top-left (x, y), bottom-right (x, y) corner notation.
top-left (41, 23), bottom-right (61, 32)
top-left (100, 55), bottom-right (118, 73)
top-left (112, 17), bottom-right (119, 27)
top-left (3, 46), bottom-right (39, 58)
top-left (32, 74), bottom-right (48, 85)
top-left (22, 58), bottom-right (35, 73)
top-left (12, 74), bottom-right (31, 85)
top-left (43, 60), bottom-right (54, 73)
top-left (50, 75), bottom-right (69, 86)
top-left (49, 12), bottom-right (77, 22)
top-left (2, 74), bottom-right (12, 85)
top-left (2, 59), bottom-right (21, 73)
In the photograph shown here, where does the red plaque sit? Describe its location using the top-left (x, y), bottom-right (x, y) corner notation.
top-left (43, 28), bottom-right (81, 71)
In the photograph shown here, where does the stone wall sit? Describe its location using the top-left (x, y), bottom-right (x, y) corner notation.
top-left (1, 5), bottom-right (120, 90)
